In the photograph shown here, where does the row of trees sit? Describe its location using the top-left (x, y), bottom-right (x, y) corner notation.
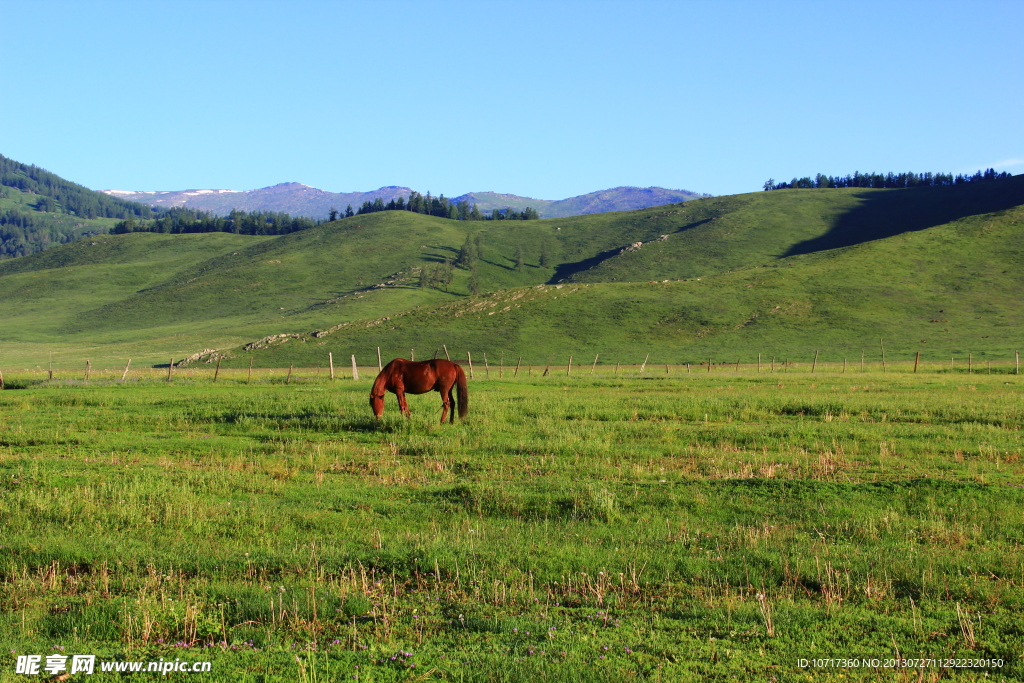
top-left (112, 208), bottom-right (322, 235)
top-left (764, 168), bottom-right (1013, 191)
top-left (339, 191), bottom-right (540, 221)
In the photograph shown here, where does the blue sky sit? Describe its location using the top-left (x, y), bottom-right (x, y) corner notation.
top-left (2, 0), bottom-right (1021, 199)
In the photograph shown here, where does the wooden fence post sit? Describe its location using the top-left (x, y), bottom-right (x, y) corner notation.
top-left (542, 355), bottom-right (553, 377)
top-left (329, 353), bottom-right (335, 380)
top-left (758, 353), bottom-right (761, 373)
top-left (120, 359), bottom-right (132, 381)
top-left (48, 352), bottom-right (53, 381)
top-left (214, 357), bottom-right (222, 382)
top-left (484, 353), bottom-right (490, 378)
top-left (514, 356), bottom-right (522, 378)
top-left (567, 355), bottom-right (572, 377)
top-left (811, 350), bottom-right (818, 373)
top-left (686, 362), bottom-right (690, 373)
top-left (377, 347), bottom-right (383, 372)
top-left (0, 368), bottom-right (4, 390)
top-left (707, 358), bottom-right (712, 373)
top-left (771, 356), bottom-right (775, 373)
top-left (913, 351), bottom-right (920, 373)
top-left (499, 352), bottom-right (504, 379)
top-left (351, 355), bottom-right (360, 380)
top-left (843, 358), bottom-right (847, 373)
top-left (880, 339), bottom-right (886, 372)
top-left (639, 353), bottom-right (649, 373)
top-left (443, 345), bottom-right (451, 361)
top-left (410, 348), bottom-right (415, 361)
top-left (1016, 350), bottom-right (1019, 375)
top-left (467, 352), bottom-right (474, 379)
top-left (286, 364), bottom-right (293, 384)
top-left (861, 349), bottom-right (865, 372)
top-left (248, 357), bottom-right (253, 384)
top-left (84, 360), bottom-right (91, 381)
top-left (969, 353), bottom-right (972, 374)
top-left (167, 359), bottom-right (174, 382)
top-left (591, 354), bottom-right (599, 375)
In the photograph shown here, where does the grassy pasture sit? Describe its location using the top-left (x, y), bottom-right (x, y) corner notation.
top-left (1, 370), bottom-right (1022, 681)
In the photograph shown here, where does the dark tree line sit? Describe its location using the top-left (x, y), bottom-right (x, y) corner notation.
top-left (112, 208), bottom-right (322, 235)
top-left (0, 220), bottom-right (89, 259)
top-left (764, 168), bottom-right (1013, 191)
top-left (348, 191), bottom-right (539, 221)
top-left (0, 154), bottom-right (155, 219)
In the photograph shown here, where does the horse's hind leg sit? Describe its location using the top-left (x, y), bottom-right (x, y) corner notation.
top-left (438, 385), bottom-right (454, 424)
top-left (446, 388), bottom-right (456, 423)
top-left (439, 394), bottom-right (450, 424)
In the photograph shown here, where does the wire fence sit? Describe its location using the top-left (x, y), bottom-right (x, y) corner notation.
top-left (2, 349), bottom-right (1021, 387)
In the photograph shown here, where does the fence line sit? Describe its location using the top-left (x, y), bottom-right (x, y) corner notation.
top-left (3, 349), bottom-right (1020, 386)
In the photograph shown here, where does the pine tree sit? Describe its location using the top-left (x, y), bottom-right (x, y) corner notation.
top-left (455, 234), bottom-right (476, 268)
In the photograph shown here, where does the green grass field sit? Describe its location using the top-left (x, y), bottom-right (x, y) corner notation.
top-left (1, 369), bottom-right (1021, 681)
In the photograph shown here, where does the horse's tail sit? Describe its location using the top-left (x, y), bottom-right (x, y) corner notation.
top-left (455, 363), bottom-right (469, 420)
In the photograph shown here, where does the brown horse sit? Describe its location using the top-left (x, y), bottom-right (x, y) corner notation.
top-left (369, 358), bottom-right (468, 423)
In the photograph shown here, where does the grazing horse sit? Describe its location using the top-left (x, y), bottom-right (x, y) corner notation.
top-left (369, 358), bottom-right (468, 423)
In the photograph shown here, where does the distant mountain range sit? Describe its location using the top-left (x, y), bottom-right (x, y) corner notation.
top-left (103, 184), bottom-right (709, 219)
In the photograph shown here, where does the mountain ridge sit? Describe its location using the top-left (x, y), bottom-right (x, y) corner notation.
top-left (104, 184), bottom-right (708, 219)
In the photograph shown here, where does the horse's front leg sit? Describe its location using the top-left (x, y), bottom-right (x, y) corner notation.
top-left (396, 390), bottom-right (411, 417)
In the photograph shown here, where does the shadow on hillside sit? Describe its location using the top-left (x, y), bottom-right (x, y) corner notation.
top-left (548, 218), bottom-right (716, 283)
top-left (783, 177), bottom-right (1024, 257)
top-left (548, 246), bottom-right (626, 283)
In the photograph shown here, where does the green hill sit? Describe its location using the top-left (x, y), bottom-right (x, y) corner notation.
top-left (224, 190), bottom-right (1024, 368)
top-left (1, 176), bottom-right (1021, 369)
top-left (0, 154), bottom-right (158, 259)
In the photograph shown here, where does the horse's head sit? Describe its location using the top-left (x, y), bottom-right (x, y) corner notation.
top-left (369, 392), bottom-right (385, 419)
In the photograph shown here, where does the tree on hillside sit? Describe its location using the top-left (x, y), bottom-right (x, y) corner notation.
top-left (329, 207), bottom-right (338, 221)
top-left (455, 234), bottom-right (476, 269)
top-left (345, 205), bottom-right (354, 218)
top-left (474, 233), bottom-right (484, 262)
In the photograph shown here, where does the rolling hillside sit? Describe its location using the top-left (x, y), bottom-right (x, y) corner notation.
top-left (225, 189), bottom-right (1024, 367)
top-left (0, 154), bottom-right (155, 259)
top-left (1, 176), bottom-right (1022, 368)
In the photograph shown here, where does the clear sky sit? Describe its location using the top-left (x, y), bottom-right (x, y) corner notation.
top-left (1, 0), bottom-right (1021, 199)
